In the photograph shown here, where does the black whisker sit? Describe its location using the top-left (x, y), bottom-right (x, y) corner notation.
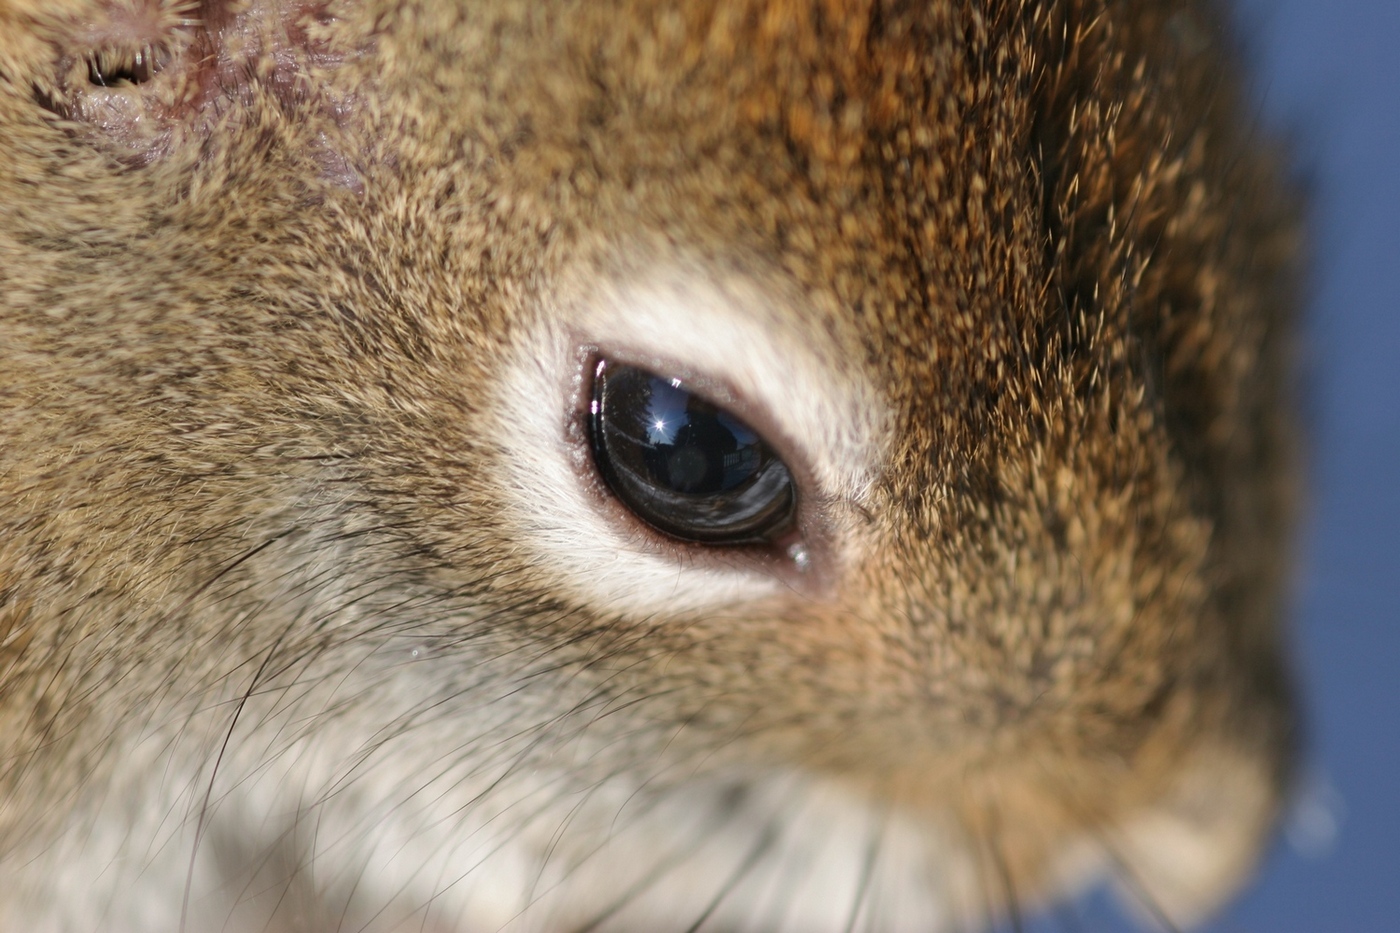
top-left (683, 823), bottom-right (780, 933)
top-left (842, 804), bottom-right (888, 933)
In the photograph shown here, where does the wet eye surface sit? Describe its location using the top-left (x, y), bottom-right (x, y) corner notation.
top-left (589, 360), bottom-right (797, 545)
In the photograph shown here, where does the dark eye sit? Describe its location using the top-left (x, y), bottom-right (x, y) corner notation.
top-left (588, 360), bottom-right (797, 545)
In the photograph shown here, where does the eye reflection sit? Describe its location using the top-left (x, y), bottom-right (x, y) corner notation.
top-left (643, 378), bottom-right (688, 445)
top-left (588, 360), bottom-right (796, 545)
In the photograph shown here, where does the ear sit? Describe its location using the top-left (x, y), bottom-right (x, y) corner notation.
top-left (5, 0), bottom-right (368, 178)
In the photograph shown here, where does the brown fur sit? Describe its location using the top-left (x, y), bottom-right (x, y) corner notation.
top-left (0, 0), bottom-right (1299, 929)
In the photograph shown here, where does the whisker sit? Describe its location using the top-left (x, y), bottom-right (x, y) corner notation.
top-left (178, 537), bottom-right (302, 933)
top-left (1086, 825), bottom-right (1182, 933)
top-left (841, 804), bottom-right (888, 933)
top-left (1034, 760), bottom-right (1183, 933)
top-left (682, 823), bottom-right (780, 933)
top-left (564, 828), bottom-right (716, 933)
top-left (963, 792), bottom-right (1025, 933)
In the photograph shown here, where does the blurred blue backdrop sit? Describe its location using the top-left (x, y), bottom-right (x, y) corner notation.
top-left (1126, 1), bottom-right (1395, 930)
top-left (996, 2), bottom-right (1398, 931)
top-left (1208, 0), bottom-right (1400, 929)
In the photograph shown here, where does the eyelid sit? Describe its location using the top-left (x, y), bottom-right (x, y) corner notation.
top-left (570, 344), bottom-right (805, 484)
top-left (489, 265), bottom-right (882, 614)
top-left (567, 346), bottom-right (837, 591)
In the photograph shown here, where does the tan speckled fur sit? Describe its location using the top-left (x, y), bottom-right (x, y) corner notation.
top-left (0, 1), bottom-right (1299, 930)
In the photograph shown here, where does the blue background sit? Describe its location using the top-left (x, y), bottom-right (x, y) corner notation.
top-left (1210, 0), bottom-right (1400, 929)
top-left (1141, 1), bottom-right (1395, 930)
top-left (1006, 2), bottom-right (1399, 931)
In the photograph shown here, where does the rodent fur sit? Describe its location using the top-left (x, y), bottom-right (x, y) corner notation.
top-left (0, 1), bottom-right (1300, 930)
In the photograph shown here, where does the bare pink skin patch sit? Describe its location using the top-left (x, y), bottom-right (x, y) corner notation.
top-left (30, 0), bottom-right (366, 183)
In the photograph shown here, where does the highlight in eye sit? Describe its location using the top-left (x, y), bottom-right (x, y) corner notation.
top-left (588, 359), bottom-right (797, 546)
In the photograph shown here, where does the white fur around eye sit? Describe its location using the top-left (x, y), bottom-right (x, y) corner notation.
top-left (491, 257), bottom-right (888, 616)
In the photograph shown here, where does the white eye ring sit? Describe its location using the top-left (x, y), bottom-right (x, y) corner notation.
top-left (489, 257), bottom-right (888, 615)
